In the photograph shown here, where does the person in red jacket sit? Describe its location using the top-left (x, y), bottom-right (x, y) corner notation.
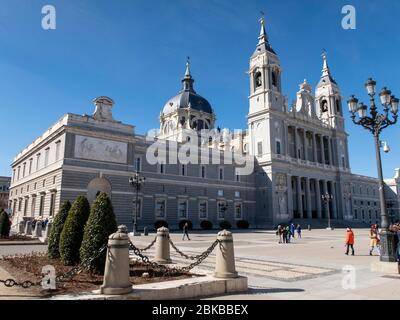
top-left (345, 227), bottom-right (355, 256)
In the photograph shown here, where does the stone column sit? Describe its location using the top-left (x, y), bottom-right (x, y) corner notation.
top-left (284, 123), bottom-right (289, 157)
top-left (327, 138), bottom-right (333, 165)
top-left (297, 177), bottom-right (303, 218)
top-left (287, 174), bottom-right (293, 219)
top-left (294, 126), bottom-right (298, 159)
top-left (306, 178), bottom-right (312, 219)
top-left (100, 225), bottom-right (132, 295)
top-left (316, 180), bottom-right (322, 218)
top-left (312, 133), bottom-right (317, 163)
top-left (331, 182), bottom-right (338, 219)
top-left (214, 230), bottom-right (238, 278)
top-left (321, 136), bottom-right (326, 165)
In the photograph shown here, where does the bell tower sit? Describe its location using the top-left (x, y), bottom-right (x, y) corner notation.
top-left (315, 50), bottom-right (344, 131)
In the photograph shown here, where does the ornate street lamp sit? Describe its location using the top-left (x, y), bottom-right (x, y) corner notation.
top-left (321, 193), bottom-right (333, 230)
top-left (347, 78), bottom-right (398, 262)
top-left (129, 171), bottom-right (146, 236)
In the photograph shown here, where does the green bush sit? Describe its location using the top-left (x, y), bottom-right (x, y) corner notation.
top-left (178, 219), bottom-right (193, 230)
top-left (154, 220), bottom-right (168, 230)
top-left (200, 220), bottom-right (213, 230)
top-left (59, 196), bottom-right (90, 266)
top-left (219, 220), bottom-right (232, 230)
top-left (47, 201), bottom-right (71, 259)
top-left (0, 209), bottom-right (11, 238)
top-left (80, 193), bottom-right (117, 274)
top-left (236, 220), bottom-right (249, 229)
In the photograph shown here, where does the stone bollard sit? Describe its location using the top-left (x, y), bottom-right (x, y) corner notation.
top-left (18, 221), bottom-right (25, 234)
top-left (100, 225), bottom-right (132, 295)
top-left (154, 227), bottom-right (171, 264)
top-left (143, 227), bottom-right (148, 236)
top-left (214, 229), bottom-right (238, 278)
top-left (44, 222), bottom-right (52, 240)
top-left (33, 222), bottom-right (42, 238)
top-left (24, 221), bottom-right (32, 235)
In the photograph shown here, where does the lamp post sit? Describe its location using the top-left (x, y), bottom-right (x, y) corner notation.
top-left (321, 193), bottom-right (333, 230)
top-left (347, 78), bottom-right (398, 262)
top-left (129, 171), bottom-right (146, 236)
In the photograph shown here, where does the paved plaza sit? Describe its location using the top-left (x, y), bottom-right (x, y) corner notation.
top-left (0, 228), bottom-right (399, 299)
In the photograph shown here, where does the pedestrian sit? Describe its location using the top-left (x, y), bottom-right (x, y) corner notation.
top-left (286, 225), bottom-right (292, 243)
top-left (369, 225), bottom-right (380, 256)
top-left (44, 218), bottom-right (49, 228)
top-left (345, 227), bottom-right (355, 256)
top-left (182, 222), bottom-right (191, 241)
top-left (296, 224), bottom-right (302, 239)
top-left (282, 226), bottom-right (288, 244)
top-left (290, 222), bottom-right (296, 239)
top-left (276, 225), bottom-right (283, 243)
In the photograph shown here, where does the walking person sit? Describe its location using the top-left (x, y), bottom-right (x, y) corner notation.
top-left (369, 225), bottom-right (380, 256)
top-left (290, 222), bottom-right (296, 239)
top-left (286, 225), bottom-right (292, 243)
top-left (296, 224), bottom-right (302, 239)
top-left (276, 225), bottom-right (283, 244)
top-left (182, 222), bottom-right (191, 241)
top-left (345, 227), bottom-right (355, 256)
top-left (282, 226), bottom-right (288, 244)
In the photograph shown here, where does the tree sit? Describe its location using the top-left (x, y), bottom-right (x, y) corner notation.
top-left (59, 196), bottom-right (90, 265)
top-left (0, 209), bottom-right (11, 238)
top-left (47, 201), bottom-right (71, 259)
top-left (80, 193), bottom-right (117, 274)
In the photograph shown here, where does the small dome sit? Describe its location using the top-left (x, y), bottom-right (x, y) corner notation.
top-left (163, 91), bottom-right (213, 115)
top-left (162, 60), bottom-right (213, 116)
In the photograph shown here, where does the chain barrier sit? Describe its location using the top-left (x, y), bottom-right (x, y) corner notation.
top-left (0, 244), bottom-right (107, 289)
top-left (129, 239), bottom-right (220, 275)
top-left (139, 237), bottom-right (157, 252)
top-left (168, 237), bottom-right (205, 260)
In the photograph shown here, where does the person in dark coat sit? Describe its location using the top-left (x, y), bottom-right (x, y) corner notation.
top-left (182, 222), bottom-right (191, 241)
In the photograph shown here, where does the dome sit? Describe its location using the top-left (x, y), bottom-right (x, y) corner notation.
top-left (162, 61), bottom-right (214, 116)
top-left (163, 91), bottom-right (213, 115)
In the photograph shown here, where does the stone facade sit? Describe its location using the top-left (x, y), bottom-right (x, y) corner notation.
top-left (7, 19), bottom-right (400, 230)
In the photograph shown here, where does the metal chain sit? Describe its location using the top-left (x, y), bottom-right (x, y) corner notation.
top-left (0, 244), bottom-right (107, 289)
top-left (129, 239), bottom-right (220, 275)
top-left (139, 237), bottom-right (157, 252)
top-left (168, 237), bottom-right (205, 260)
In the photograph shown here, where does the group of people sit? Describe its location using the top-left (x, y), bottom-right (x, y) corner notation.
top-left (345, 223), bottom-right (400, 261)
top-left (31, 217), bottom-right (49, 230)
top-left (276, 223), bottom-right (302, 244)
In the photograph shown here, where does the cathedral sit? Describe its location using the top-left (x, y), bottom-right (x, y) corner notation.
top-left (8, 18), bottom-right (400, 230)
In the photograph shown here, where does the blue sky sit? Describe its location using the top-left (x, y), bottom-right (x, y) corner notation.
top-left (0, 0), bottom-right (399, 178)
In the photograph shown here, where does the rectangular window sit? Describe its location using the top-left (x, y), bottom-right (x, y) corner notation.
top-left (135, 157), bottom-right (142, 172)
top-left (44, 148), bottom-right (50, 167)
top-left (181, 164), bottom-right (186, 176)
top-left (276, 140), bottom-right (281, 155)
top-left (39, 194), bottom-right (45, 216)
top-left (29, 159), bottom-right (33, 175)
top-left (27, 185), bottom-right (30, 192)
top-left (199, 201), bottom-right (208, 219)
top-left (55, 141), bottom-right (61, 161)
top-left (43, 179), bottom-right (46, 187)
top-left (36, 153), bottom-right (41, 171)
top-left (133, 198), bottom-right (142, 219)
top-left (17, 167), bottom-right (20, 180)
top-left (155, 199), bottom-right (166, 218)
top-left (234, 203), bottom-right (243, 220)
top-left (218, 190), bottom-right (224, 197)
top-left (49, 193), bottom-right (56, 217)
top-left (22, 163), bottom-right (26, 177)
top-left (235, 191), bottom-right (240, 198)
top-left (31, 197), bottom-right (36, 216)
top-left (34, 183), bottom-right (37, 190)
top-left (18, 199), bottom-right (22, 212)
top-left (342, 156), bottom-right (346, 168)
top-left (217, 201), bottom-right (226, 220)
top-left (219, 167), bottom-right (224, 181)
top-left (257, 141), bottom-right (263, 157)
top-left (53, 176), bottom-right (56, 184)
top-left (13, 169), bottom-right (16, 182)
top-left (201, 166), bottom-right (206, 178)
top-left (178, 200), bottom-right (188, 219)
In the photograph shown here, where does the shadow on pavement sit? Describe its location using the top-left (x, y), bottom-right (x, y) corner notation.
top-left (248, 287), bottom-right (305, 294)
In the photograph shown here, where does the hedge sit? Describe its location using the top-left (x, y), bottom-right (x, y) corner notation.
top-left (200, 220), bottom-right (213, 230)
top-left (0, 209), bottom-right (11, 238)
top-left (47, 201), bottom-right (71, 259)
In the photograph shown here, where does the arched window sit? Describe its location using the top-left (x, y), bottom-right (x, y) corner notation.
top-left (272, 71), bottom-right (278, 87)
top-left (336, 99), bottom-right (341, 113)
top-left (254, 71), bottom-right (262, 88)
top-left (321, 100), bottom-right (328, 113)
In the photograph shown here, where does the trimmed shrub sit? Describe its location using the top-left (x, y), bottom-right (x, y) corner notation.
top-left (0, 209), bottom-right (11, 238)
top-left (200, 220), bottom-right (213, 230)
top-left (80, 193), bottom-right (117, 274)
top-left (178, 219), bottom-right (193, 230)
top-left (59, 196), bottom-right (90, 266)
top-left (236, 220), bottom-right (250, 229)
top-left (219, 220), bottom-right (232, 230)
top-left (47, 201), bottom-right (71, 259)
top-left (154, 220), bottom-right (168, 230)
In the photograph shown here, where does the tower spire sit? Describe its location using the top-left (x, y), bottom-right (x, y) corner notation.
top-left (322, 49), bottom-right (330, 77)
top-left (181, 57), bottom-right (195, 93)
top-left (258, 12), bottom-right (268, 45)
